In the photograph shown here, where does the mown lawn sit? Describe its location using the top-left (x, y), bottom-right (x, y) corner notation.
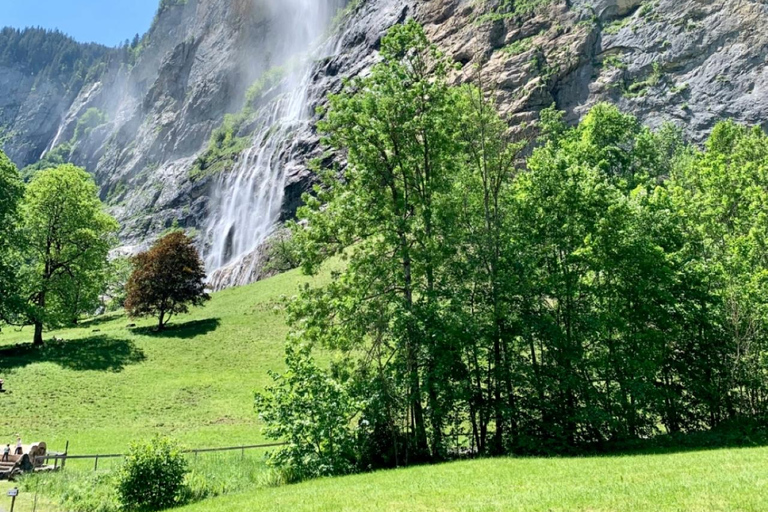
top-left (0, 266), bottom-right (328, 457)
top-left (177, 447), bottom-right (768, 512)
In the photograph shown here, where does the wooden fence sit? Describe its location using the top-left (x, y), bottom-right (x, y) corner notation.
top-left (36, 441), bottom-right (288, 471)
top-left (36, 432), bottom-right (487, 472)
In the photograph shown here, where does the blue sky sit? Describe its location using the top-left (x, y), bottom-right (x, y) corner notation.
top-left (1, 0), bottom-right (160, 47)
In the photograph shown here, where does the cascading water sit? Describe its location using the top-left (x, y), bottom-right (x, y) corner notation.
top-left (203, 0), bottom-right (347, 289)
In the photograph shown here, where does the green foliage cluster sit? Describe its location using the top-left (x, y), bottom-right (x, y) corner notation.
top-left (244, 67), bottom-right (286, 109)
top-left (477, 0), bottom-right (554, 23)
top-left (623, 61), bottom-right (664, 97)
top-left (189, 112), bottom-right (252, 181)
top-left (73, 107), bottom-right (108, 142)
top-left (19, 108), bottom-right (108, 181)
top-left (0, 151), bottom-right (24, 327)
top-left (501, 35), bottom-right (537, 56)
top-left (257, 20), bottom-right (768, 481)
top-left (21, 165), bottom-right (119, 343)
top-left (117, 436), bottom-right (189, 511)
top-left (0, 27), bottom-right (115, 92)
top-left (20, 143), bottom-right (73, 181)
top-left (256, 343), bottom-right (359, 482)
top-left (0, 158), bottom-right (118, 343)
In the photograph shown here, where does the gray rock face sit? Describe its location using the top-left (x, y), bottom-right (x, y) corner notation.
top-left (2, 0), bottom-right (767, 287)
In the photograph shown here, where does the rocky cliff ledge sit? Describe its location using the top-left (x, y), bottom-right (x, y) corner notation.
top-left (1, 0), bottom-right (766, 283)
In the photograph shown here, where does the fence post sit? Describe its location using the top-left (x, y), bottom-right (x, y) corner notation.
top-left (94, 455), bottom-right (99, 471)
top-left (62, 441), bottom-right (69, 470)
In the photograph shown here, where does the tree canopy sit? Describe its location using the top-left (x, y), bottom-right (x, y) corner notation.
top-left (125, 231), bottom-right (210, 330)
top-left (18, 164), bottom-right (119, 345)
top-left (257, 20), bottom-right (768, 480)
top-left (0, 151), bottom-right (24, 326)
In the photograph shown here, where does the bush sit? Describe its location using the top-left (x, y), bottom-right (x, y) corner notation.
top-left (255, 343), bottom-right (359, 482)
top-left (117, 436), bottom-right (189, 511)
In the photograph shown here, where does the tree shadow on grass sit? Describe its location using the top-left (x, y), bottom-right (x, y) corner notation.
top-left (0, 336), bottom-right (146, 373)
top-left (588, 421), bottom-right (768, 458)
top-left (130, 318), bottom-right (222, 340)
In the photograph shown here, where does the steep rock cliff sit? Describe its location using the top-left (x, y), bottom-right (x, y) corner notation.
top-left (1, 0), bottom-right (766, 286)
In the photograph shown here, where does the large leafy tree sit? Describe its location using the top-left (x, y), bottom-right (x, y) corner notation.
top-left (125, 231), bottom-right (210, 330)
top-left (19, 164), bottom-right (118, 345)
top-left (509, 104), bottom-right (698, 448)
top-left (0, 150), bottom-right (24, 327)
top-left (259, 20), bottom-right (768, 479)
top-left (288, 19), bottom-right (463, 462)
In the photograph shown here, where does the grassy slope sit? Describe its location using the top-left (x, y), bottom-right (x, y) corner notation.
top-left (178, 448), bottom-right (768, 512)
top-left (0, 266), bottom-right (327, 456)
top-left (1, 264), bottom-right (768, 511)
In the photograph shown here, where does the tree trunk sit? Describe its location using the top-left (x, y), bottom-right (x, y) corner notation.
top-left (33, 290), bottom-right (47, 346)
top-left (402, 240), bottom-right (429, 461)
top-left (33, 321), bottom-right (44, 346)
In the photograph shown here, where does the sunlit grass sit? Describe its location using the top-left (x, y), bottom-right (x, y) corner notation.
top-left (177, 447), bottom-right (768, 512)
top-left (0, 266), bottom-right (330, 455)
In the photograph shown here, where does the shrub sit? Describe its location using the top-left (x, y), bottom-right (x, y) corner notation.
top-left (255, 343), bottom-right (359, 482)
top-left (117, 436), bottom-right (189, 511)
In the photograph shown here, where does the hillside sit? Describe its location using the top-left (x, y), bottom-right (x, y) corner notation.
top-left (0, 265), bottom-right (333, 455)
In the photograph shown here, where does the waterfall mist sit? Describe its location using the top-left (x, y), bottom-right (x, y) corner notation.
top-left (203, 0), bottom-right (347, 289)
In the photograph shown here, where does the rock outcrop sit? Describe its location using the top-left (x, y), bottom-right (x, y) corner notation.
top-left (1, 0), bottom-right (766, 286)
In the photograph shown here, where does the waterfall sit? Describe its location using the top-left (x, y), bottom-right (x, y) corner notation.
top-left (203, 0), bottom-right (346, 289)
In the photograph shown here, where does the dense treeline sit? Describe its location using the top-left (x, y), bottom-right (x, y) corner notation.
top-left (256, 21), bottom-right (768, 481)
top-left (0, 27), bottom-right (117, 92)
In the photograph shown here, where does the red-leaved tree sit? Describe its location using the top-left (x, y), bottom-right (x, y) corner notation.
top-left (125, 232), bottom-right (210, 330)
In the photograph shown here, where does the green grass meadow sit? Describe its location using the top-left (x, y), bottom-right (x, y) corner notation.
top-left (177, 447), bottom-right (768, 512)
top-left (1, 264), bottom-right (767, 511)
top-left (0, 266), bottom-right (328, 456)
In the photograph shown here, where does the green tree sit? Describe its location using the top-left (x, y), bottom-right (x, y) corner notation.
top-left (125, 231), bottom-right (210, 330)
top-left (445, 74), bottom-right (526, 454)
top-left (0, 150), bottom-right (24, 327)
top-left (510, 104), bottom-right (698, 448)
top-left (261, 21), bottom-right (768, 475)
top-left (289, 19), bottom-right (463, 461)
top-left (255, 342), bottom-right (359, 482)
top-left (19, 164), bottom-right (118, 345)
top-left (670, 121), bottom-right (768, 424)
